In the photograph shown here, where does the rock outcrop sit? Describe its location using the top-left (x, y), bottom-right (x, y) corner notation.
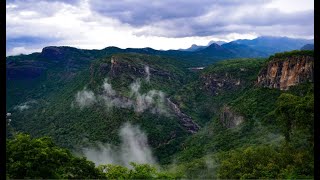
top-left (257, 55), bottom-right (313, 90)
top-left (109, 56), bottom-right (172, 79)
top-left (167, 98), bottom-right (200, 134)
top-left (219, 106), bottom-right (244, 128)
top-left (201, 73), bottom-right (242, 95)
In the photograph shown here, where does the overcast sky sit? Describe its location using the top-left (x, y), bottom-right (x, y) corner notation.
top-left (6, 0), bottom-right (314, 55)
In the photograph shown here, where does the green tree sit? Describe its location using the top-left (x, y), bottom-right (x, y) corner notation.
top-left (6, 133), bottom-right (104, 179)
top-left (274, 93), bottom-right (314, 143)
top-left (217, 145), bottom-right (282, 179)
top-left (98, 164), bottom-right (130, 179)
top-left (98, 162), bottom-right (181, 179)
top-left (217, 145), bottom-right (313, 179)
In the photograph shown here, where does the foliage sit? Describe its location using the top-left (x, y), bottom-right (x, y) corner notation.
top-left (217, 144), bottom-right (313, 179)
top-left (268, 50), bottom-right (313, 60)
top-left (6, 133), bottom-right (104, 179)
top-left (202, 58), bottom-right (265, 82)
top-left (273, 92), bottom-right (314, 143)
top-left (6, 133), bottom-right (181, 179)
top-left (7, 53), bottom-right (194, 164)
top-left (7, 50), bottom-right (314, 179)
top-left (98, 163), bottom-right (181, 179)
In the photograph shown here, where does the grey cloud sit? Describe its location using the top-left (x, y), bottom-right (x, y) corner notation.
top-left (7, 0), bottom-right (79, 5)
top-left (133, 7), bottom-right (314, 38)
top-left (6, 0), bottom-right (74, 17)
top-left (6, 0), bottom-right (314, 51)
top-left (6, 36), bottom-right (61, 55)
top-left (88, 0), bottom-right (313, 38)
top-left (89, 0), bottom-right (268, 26)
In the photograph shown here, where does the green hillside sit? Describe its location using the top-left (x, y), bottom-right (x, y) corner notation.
top-left (6, 50), bottom-right (314, 179)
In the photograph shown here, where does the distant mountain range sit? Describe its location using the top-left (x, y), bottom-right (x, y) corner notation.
top-left (231, 36), bottom-right (313, 55)
top-left (7, 36), bottom-right (314, 68)
top-left (300, 44), bottom-right (314, 50)
top-left (6, 33), bottom-right (314, 179)
top-left (179, 36), bottom-right (313, 55)
top-left (180, 40), bottom-right (227, 52)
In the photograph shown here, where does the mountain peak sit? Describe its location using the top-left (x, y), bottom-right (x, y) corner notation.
top-left (206, 43), bottom-right (223, 49)
top-left (207, 40), bottom-right (227, 46)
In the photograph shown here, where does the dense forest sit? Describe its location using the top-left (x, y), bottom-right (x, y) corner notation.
top-left (6, 49), bottom-right (314, 179)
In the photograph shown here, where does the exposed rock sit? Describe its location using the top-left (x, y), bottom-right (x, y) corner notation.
top-left (201, 73), bottom-right (242, 95)
top-left (40, 46), bottom-right (66, 61)
top-left (167, 98), bottom-right (200, 134)
top-left (109, 56), bottom-right (172, 79)
top-left (256, 55), bottom-right (313, 90)
top-left (219, 105), bottom-right (244, 128)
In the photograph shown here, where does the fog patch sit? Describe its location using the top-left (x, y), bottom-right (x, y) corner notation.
top-left (14, 100), bottom-right (37, 111)
top-left (82, 122), bottom-right (156, 167)
top-left (98, 78), bottom-right (133, 110)
top-left (74, 88), bottom-right (96, 109)
top-left (130, 80), bottom-right (168, 115)
top-left (102, 78), bottom-right (116, 96)
top-left (74, 78), bottom-right (170, 116)
top-left (145, 65), bottom-right (150, 82)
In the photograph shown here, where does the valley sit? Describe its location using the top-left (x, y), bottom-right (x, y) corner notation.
top-left (6, 39), bottom-right (314, 179)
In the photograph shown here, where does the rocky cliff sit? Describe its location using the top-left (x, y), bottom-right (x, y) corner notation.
top-left (201, 72), bottom-right (242, 95)
top-left (109, 56), bottom-right (172, 79)
top-left (257, 55), bottom-right (313, 90)
top-left (167, 98), bottom-right (200, 134)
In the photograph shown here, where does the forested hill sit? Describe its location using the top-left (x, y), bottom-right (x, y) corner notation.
top-left (6, 50), bottom-right (314, 179)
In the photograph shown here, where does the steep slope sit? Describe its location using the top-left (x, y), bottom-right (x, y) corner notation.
top-left (301, 44), bottom-right (314, 50)
top-left (221, 42), bottom-right (268, 58)
top-left (6, 46), bottom-right (104, 108)
top-left (172, 58), bottom-right (265, 126)
top-left (257, 50), bottom-right (314, 90)
top-left (196, 43), bottom-right (234, 58)
top-left (7, 49), bottom-right (314, 179)
top-left (164, 52), bottom-right (313, 178)
top-left (7, 53), bottom-right (198, 164)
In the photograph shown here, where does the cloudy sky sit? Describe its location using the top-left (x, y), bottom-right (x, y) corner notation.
top-left (6, 0), bottom-right (314, 55)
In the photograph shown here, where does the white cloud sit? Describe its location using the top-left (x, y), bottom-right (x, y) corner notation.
top-left (14, 100), bottom-right (37, 111)
top-left (266, 0), bottom-right (314, 13)
top-left (7, 46), bottom-right (42, 56)
top-left (73, 78), bottom-right (170, 116)
top-left (74, 88), bottom-right (97, 109)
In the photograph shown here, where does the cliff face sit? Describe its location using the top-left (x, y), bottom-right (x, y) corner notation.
top-left (167, 98), bottom-right (200, 134)
top-left (109, 56), bottom-right (172, 79)
top-left (201, 72), bottom-right (242, 95)
top-left (257, 55), bottom-right (313, 90)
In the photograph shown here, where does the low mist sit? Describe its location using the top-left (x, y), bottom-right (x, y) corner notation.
top-left (75, 88), bottom-right (96, 109)
top-left (145, 65), bottom-right (150, 82)
top-left (82, 122), bottom-right (156, 167)
top-left (14, 100), bottom-right (37, 111)
top-left (73, 78), bottom-right (170, 116)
